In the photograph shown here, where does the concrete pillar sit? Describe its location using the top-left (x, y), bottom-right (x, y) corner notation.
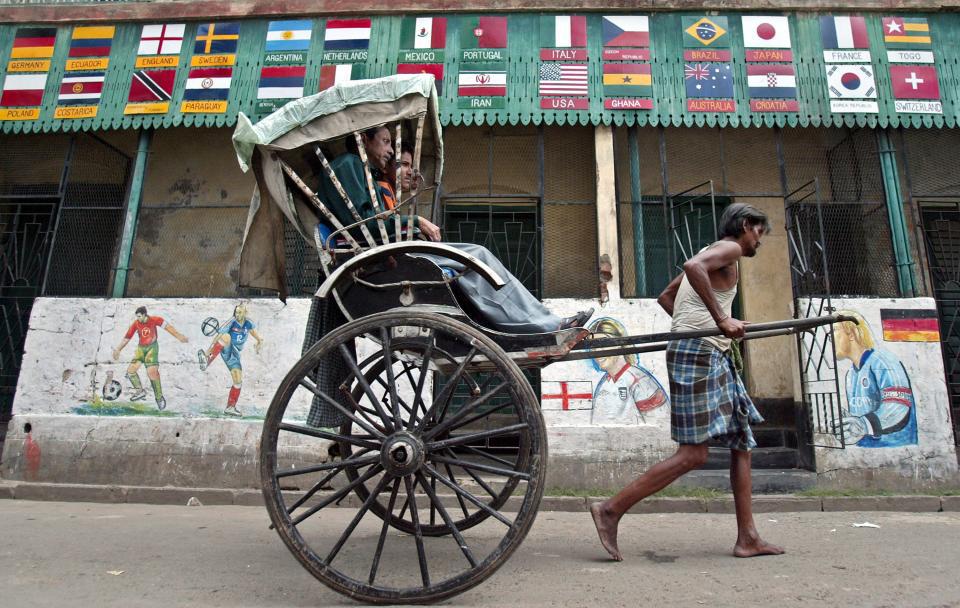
top-left (594, 125), bottom-right (620, 302)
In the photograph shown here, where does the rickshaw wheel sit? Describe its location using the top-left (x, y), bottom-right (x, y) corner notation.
top-left (260, 310), bottom-right (546, 604)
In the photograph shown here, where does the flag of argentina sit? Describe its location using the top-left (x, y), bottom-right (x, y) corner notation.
top-left (265, 20), bottom-right (312, 52)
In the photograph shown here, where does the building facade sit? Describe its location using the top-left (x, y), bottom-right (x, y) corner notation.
top-left (1, 0), bottom-right (958, 490)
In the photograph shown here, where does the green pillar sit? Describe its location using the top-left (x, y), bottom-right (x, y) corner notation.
top-left (628, 126), bottom-right (645, 296)
top-left (112, 129), bottom-right (152, 297)
top-left (876, 128), bottom-right (917, 297)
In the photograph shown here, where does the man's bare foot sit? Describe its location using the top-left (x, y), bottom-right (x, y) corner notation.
top-left (733, 536), bottom-right (785, 558)
top-left (590, 501), bottom-right (623, 561)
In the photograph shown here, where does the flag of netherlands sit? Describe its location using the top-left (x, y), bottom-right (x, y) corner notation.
top-left (324, 19), bottom-right (371, 50)
top-left (265, 20), bottom-right (312, 52)
top-left (1, 73), bottom-right (48, 106)
top-left (400, 17), bottom-right (447, 49)
top-left (602, 16), bottom-right (650, 47)
top-left (820, 16), bottom-right (870, 49)
top-left (539, 63), bottom-right (588, 96)
top-left (460, 17), bottom-right (508, 49)
top-left (58, 72), bottom-right (105, 103)
top-left (68, 26), bottom-right (115, 58)
top-left (257, 65), bottom-right (306, 99)
top-left (741, 16), bottom-right (791, 49)
top-left (890, 65), bottom-right (940, 100)
top-left (318, 64), bottom-right (361, 91)
top-left (542, 15), bottom-right (587, 48)
top-left (183, 67), bottom-right (233, 101)
top-left (11, 27), bottom-right (57, 59)
top-left (194, 23), bottom-right (240, 55)
top-left (458, 64), bottom-right (507, 96)
top-left (128, 69), bottom-right (175, 102)
top-left (397, 63), bottom-right (445, 93)
top-left (746, 64), bottom-right (796, 98)
top-left (138, 24), bottom-right (185, 55)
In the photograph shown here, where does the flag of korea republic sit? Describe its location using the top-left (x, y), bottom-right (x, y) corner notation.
top-left (58, 72), bottom-right (105, 104)
top-left (890, 65), bottom-right (939, 99)
top-left (400, 17), bottom-right (446, 49)
top-left (257, 65), bottom-right (305, 99)
top-left (458, 63), bottom-right (506, 96)
top-left (1, 72), bottom-right (48, 107)
top-left (746, 64), bottom-right (796, 98)
top-left (541, 15), bottom-right (587, 48)
top-left (826, 64), bottom-right (876, 98)
top-left (741, 16), bottom-right (791, 48)
top-left (183, 67), bottom-right (232, 101)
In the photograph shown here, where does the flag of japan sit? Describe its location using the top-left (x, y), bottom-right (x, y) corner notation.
top-left (890, 65), bottom-right (939, 99)
top-left (741, 16), bottom-right (791, 48)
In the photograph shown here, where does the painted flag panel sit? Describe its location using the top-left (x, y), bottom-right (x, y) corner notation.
top-left (400, 17), bottom-right (447, 49)
top-left (58, 72), bottom-right (105, 103)
top-left (68, 26), bottom-right (115, 58)
top-left (265, 20), bottom-right (312, 52)
top-left (324, 19), bottom-right (371, 50)
top-left (746, 64), bottom-right (797, 98)
top-left (1, 73), bottom-right (48, 106)
top-left (883, 17), bottom-right (932, 47)
top-left (541, 15), bottom-right (587, 48)
top-left (257, 65), bottom-right (306, 99)
top-left (539, 63), bottom-right (588, 96)
top-left (890, 65), bottom-right (940, 99)
top-left (601, 63), bottom-right (652, 96)
top-left (685, 62), bottom-right (734, 98)
top-left (397, 63), bottom-right (445, 93)
top-left (458, 63), bottom-right (506, 96)
top-left (138, 24), bottom-right (185, 55)
top-left (541, 381), bottom-right (593, 411)
top-left (880, 308), bottom-right (940, 342)
top-left (820, 16), bottom-right (870, 49)
top-left (11, 27), bottom-right (57, 59)
top-left (460, 16), bottom-right (508, 49)
top-left (826, 64), bottom-right (876, 98)
top-left (683, 17), bottom-right (728, 47)
top-left (183, 67), bottom-right (233, 100)
top-left (194, 22), bottom-right (240, 55)
top-left (602, 16), bottom-right (650, 47)
top-left (318, 63), bottom-right (362, 91)
top-left (128, 69), bottom-right (175, 102)
top-left (741, 16), bottom-right (791, 48)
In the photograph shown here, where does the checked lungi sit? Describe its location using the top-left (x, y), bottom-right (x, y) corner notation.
top-left (666, 338), bottom-right (763, 451)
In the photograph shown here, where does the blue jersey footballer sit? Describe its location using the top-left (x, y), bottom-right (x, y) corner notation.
top-left (199, 304), bottom-right (264, 417)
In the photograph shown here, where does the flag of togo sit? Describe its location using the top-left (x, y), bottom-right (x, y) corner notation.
top-left (400, 17), bottom-right (446, 49)
top-left (602, 63), bottom-right (652, 96)
top-left (460, 16), bottom-right (507, 49)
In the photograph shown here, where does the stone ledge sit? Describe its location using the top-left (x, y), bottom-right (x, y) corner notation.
top-left (125, 486), bottom-right (235, 506)
top-left (822, 496), bottom-right (943, 512)
top-left (941, 496), bottom-right (960, 511)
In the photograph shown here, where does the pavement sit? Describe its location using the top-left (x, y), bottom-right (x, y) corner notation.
top-left (2, 499), bottom-right (960, 607)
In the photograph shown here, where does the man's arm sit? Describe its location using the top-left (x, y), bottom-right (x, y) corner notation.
top-left (657, 273), bottom-right (684, 316)
top-left (164, 324), bottom-right (189, 343)
top-left (112, 338), bottom-right (130, 361)
top-left (250, 328), bottom-right (264, 354)
top-left (681, 240), bottom-right (745, 338)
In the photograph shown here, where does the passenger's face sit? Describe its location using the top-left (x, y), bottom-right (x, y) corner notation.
top-left (399, 151), bottom-right (414, 192)
top-left (364, 127), bottom-right (393, 171)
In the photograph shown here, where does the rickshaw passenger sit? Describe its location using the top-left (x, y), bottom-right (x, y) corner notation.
top-left (317, 126), bottom-right (592, 334)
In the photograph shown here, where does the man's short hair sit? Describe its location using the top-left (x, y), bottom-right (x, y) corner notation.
top-left (135, 306), bottom-right (147, 316)
top-left (345, 125), bottom-right (388, 155)
top-left (717, 203), bottom-right (771, 238)
top-left (400, 141), bottom-right (415, 157)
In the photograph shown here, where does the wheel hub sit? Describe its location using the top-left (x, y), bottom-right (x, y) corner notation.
top-left (381, 432), bottom-right (425, 477)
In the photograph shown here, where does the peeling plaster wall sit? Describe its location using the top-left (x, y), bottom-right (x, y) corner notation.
top-left (811, 297), bottom-right (958, 488)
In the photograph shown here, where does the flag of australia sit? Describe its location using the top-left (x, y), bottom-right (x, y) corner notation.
top-left (685, 63), bottom-right (734, 98)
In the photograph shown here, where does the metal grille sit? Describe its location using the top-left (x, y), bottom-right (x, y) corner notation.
top-left (782, 127), bottom-right (898, 297)
top-left (900, 129), bottom-right (960, 199)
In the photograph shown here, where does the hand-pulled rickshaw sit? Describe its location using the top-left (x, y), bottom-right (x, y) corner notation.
top-left (232, 74), bottom-right (846, 604)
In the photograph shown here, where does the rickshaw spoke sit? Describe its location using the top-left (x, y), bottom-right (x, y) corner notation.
top-left (416, 471), bottom-right (478, 568)
top-left (283, 448), bottom-right (375, 513)
top-left (416, 346), bottom-right (478, 433)
top-left (429, 474), bottom-right (438, 526)
top-left (276, 451), bottom-right (379, 479)
top-left (459, 443), bottom-right (517, 469)
top-left (368, 477), bottom-right (402, 585)
top-left (449, 453), bottom-right (500, 499)
top-left (426, 423), bottom-right (529, 451)
top-left (442, 401), bottom-right (514, 433)
top-left (430, 454), bottom-right (529, 480)
top-left (277, 422), bottom-right (380, 450)
top-left (291, 464), bottom-right (383, 526)
top-left (403, 474), bottom-right (431, 587)
top-left (443, 461), bottom-right (471, 518)
top-left (298, 377), bottom-right (385, 439)
top-left (371, 372), bottom-right (416, 423)
top-left (379, 328), bottom-right (403, 424)
top-left (409, 330), bottom-right (436, 429)
top-left (423, 463), bottom-right (513, 527)
top-left (338, 343), bottom-right (396, 432)
top-left (326, 474), bottom-right (391, 565)
top-left (423, 382), bottom-right (511, 441)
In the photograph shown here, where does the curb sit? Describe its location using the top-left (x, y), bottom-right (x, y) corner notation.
top-left (0, 481), bottom-right (955, 513)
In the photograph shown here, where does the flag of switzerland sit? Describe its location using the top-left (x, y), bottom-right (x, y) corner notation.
top-left (890, 65), bottom-right (939, 100)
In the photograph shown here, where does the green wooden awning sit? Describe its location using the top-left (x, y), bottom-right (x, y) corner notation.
top-left (2, 11), bottom-right (959, 134)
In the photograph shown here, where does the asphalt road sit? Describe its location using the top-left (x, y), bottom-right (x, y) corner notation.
top-left (2, 499), bottom-right (958, 607)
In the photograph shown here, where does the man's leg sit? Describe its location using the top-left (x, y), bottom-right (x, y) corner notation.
top-left (730, 448), bottom-right (784, 557)
top-left (146, 365), bottom-right (166, 410)
top-left (126, 361), bottom-right (146, 400)
top-left (591, 443), bottom-right (708, 561)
